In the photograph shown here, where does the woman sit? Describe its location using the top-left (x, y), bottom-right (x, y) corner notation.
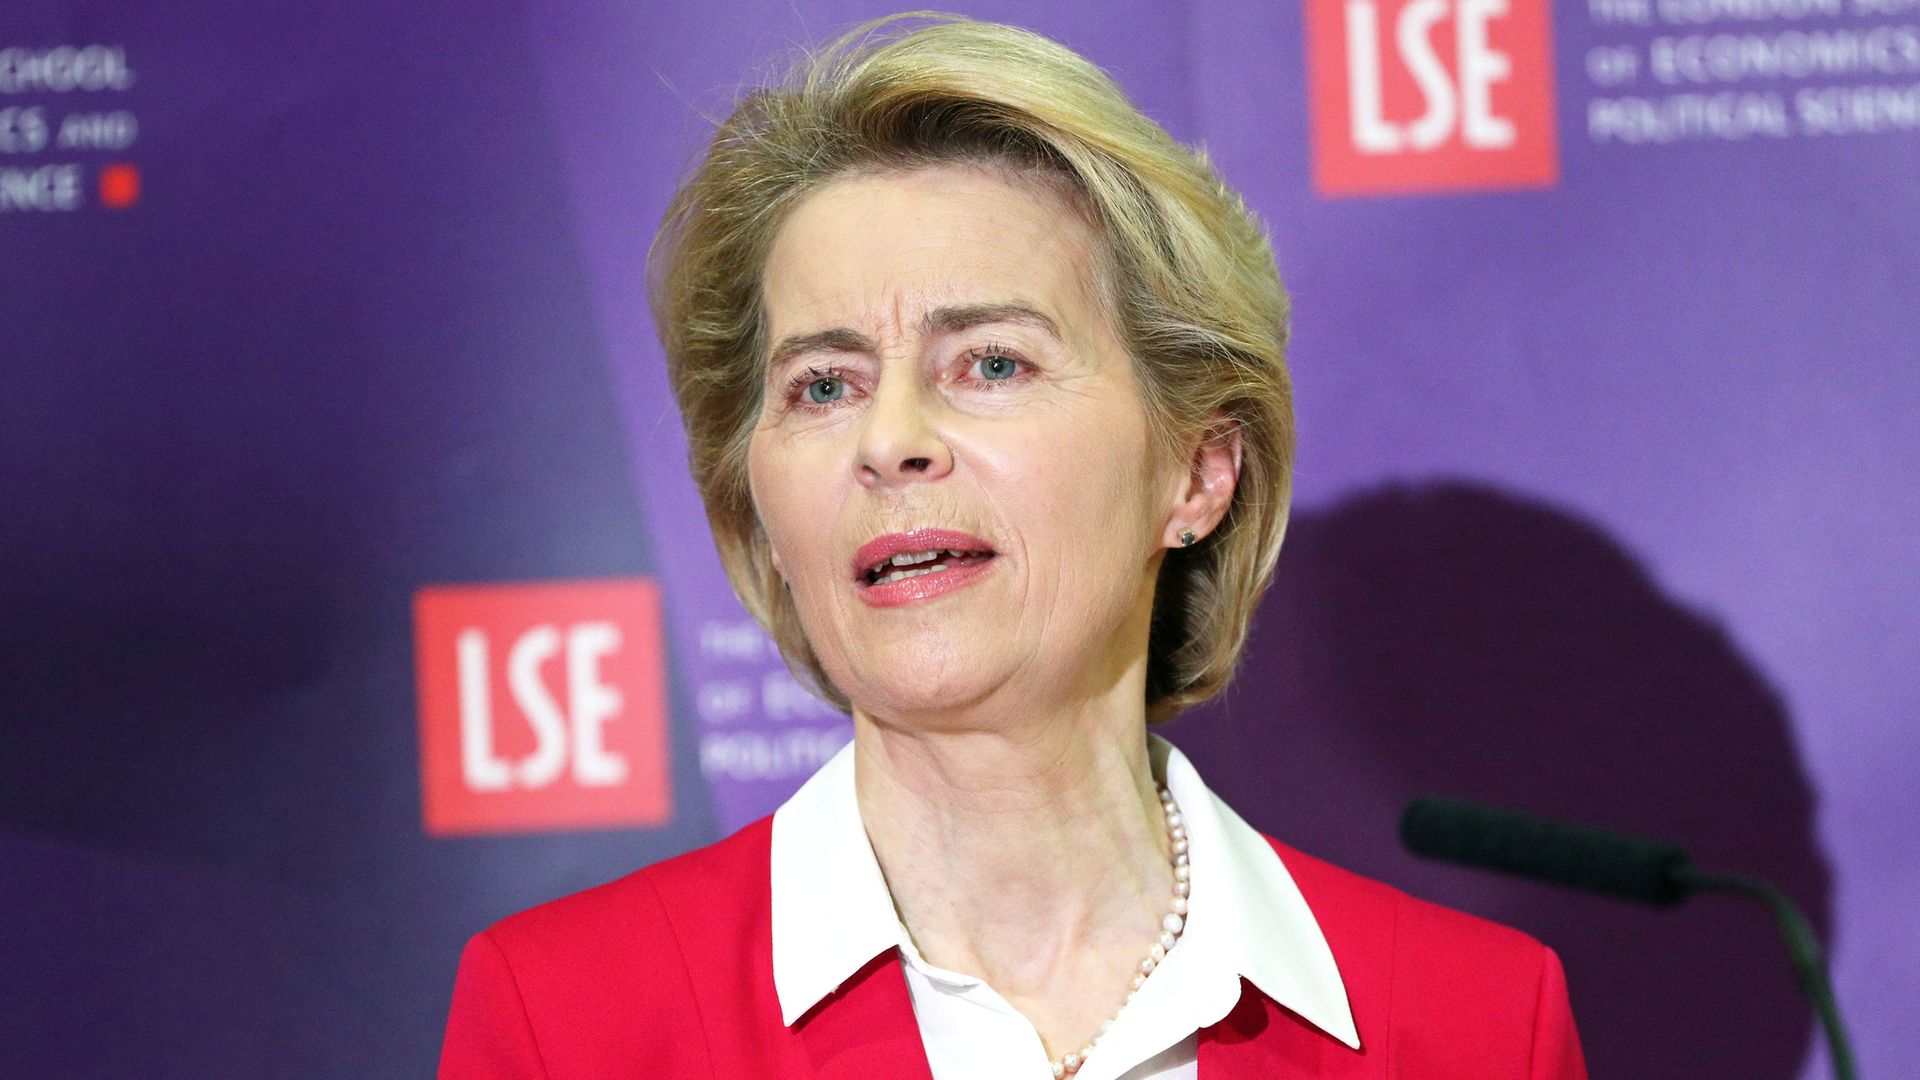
top-left (439, 14), bottom-right (1586, 1079)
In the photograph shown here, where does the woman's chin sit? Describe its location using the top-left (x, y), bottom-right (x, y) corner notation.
top-left (837, 657), bottom-right (1014, 725)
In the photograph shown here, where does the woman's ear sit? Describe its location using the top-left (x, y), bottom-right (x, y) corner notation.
top-left (1165, 418), bottom-right (1242, 548)
top-left (754, 525), bottom-right (787, 582)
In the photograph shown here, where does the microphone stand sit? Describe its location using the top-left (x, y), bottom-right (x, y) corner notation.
top-left (1671, 867), bottom-right (1857, 1080)
top-left (1399, 797), bottom-right (1861, 1078)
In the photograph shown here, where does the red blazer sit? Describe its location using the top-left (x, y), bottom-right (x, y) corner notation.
top-left (439, 816), bottom-right (1587, 1078)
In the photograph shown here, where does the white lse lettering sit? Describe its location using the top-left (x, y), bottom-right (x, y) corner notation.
top-left (1345, 0), bottom-right (1518, 153)
top-left (455, 623), bottom-right (630, 791)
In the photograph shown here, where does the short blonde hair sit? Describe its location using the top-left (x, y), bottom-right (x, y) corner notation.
top-left (649, 12), bottom-right (1295, 721)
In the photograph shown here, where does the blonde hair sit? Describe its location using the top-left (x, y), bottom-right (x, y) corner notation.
top-left (648, 12), bottom-right (1295, 721)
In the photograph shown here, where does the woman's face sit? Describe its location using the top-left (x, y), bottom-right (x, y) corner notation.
top-left (749, 164), bottom-right (1193, 725)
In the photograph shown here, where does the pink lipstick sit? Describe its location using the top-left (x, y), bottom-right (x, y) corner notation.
top-left (852, 528), bottom-right (998, 607)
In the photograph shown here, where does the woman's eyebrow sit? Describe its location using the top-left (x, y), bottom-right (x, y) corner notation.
top-left (767, 327), bottom-right (874, 372)
top-left (767, 302), bottom-right (1063, 370)
top-left (924, 302), bottom-right (1062, 342)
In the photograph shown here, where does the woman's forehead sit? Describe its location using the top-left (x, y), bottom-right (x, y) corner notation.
top-left (762, 165), bottom-right (1102, 335)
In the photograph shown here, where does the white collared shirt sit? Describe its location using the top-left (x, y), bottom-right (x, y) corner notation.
top-left (771, 733), bottom-right (1361, 1080)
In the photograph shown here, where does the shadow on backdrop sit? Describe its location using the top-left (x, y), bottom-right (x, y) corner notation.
top-left (1167, 479), bottom-right (1831, 1079)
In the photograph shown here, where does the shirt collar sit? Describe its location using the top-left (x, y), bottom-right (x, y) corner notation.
top-left (769, 733), bottom-right (1360, 1050)
top-left (769, 739), bottom-right (901, 1025)
top-left (1151, 734), bottom-right (1362, 1050)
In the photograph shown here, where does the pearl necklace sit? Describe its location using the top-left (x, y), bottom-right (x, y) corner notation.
top-left (1049, 784), bottom-right (1191, 1077)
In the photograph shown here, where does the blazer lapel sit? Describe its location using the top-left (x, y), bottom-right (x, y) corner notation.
top-left (793, 952), bottom-right (936, 1080)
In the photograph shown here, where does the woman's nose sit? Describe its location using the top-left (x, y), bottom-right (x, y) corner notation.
top-left (855, 375), bottom-right (953, 487)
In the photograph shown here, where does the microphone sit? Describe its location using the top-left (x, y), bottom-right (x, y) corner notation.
top-left (1399, 796), bottom-right (1691, 905)
top-left (1400, 796), bottom-right (1857, 1080)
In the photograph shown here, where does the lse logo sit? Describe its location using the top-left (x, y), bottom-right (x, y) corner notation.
top-left (414, 578), bottom-right (671, 836)
top-left (1305, 0), bottom-right (1557, 196)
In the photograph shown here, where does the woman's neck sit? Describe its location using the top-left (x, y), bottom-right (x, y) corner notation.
top-left (851, 690), bottom-right (1175, 1054)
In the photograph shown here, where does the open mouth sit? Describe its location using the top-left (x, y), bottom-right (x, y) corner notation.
top-left (860, 547), bottom-right (997, 587)
top-left (850, 529), bottom-right (1000, 599)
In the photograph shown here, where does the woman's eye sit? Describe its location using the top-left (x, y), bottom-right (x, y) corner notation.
top-left (804, 376), bottom-right (845, 404)
top-left (974, 354), bottom-right (1022, 381)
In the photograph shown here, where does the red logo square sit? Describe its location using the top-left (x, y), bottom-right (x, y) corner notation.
top-left (99, 163), bottom-right (140, 208)
top-left (1304, 0), bottom-right (1558, 196)
top-left (414, 578), bottom-right (672, 836)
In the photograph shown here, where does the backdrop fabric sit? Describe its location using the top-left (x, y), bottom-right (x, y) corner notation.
top-left (1, 2), bottom-right (1914, 1077)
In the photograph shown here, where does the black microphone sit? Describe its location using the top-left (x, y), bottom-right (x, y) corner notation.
top-left (1399, 796), bottom-right (1691, 905)
top-left (1399, 796), bottom-right (1857, 1080)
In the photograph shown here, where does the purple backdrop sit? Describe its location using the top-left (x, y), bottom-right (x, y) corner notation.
top-left (2, 1), bottom-right (1914, 1077)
